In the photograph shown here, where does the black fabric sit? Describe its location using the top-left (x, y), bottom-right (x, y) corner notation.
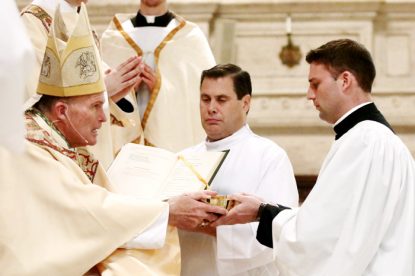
top-left (116, 98), bottom-right (134, 113)
top-left (256, 204), bottom-right (290, 248)
top-left (131, 11), bottom-right (174, 27)
top-left (334, 103), bottom-right (394, 140)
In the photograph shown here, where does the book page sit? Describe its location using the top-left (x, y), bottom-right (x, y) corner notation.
top-left (159, 151), bottom-right (228, 199)
top-left (107, 143), bottom-right (176, 198)
top-left (159, 159), bottom-right (205, 199)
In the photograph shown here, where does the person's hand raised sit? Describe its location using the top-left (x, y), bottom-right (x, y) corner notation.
top-left (104, 56), bottom-right (142, 103)
top-left (138, 63), bottom-right (157, 92)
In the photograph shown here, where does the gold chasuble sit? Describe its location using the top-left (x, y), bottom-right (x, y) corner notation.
top-left (101, 13), bottom-right (216, 153)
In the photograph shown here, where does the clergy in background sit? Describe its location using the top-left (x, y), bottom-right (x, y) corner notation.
top-left (12, 4), bottom-right (226, 275)
top-left (21, 0), bottom-right (144, 169)
top-left (179, 64), bottom-right (299, 275)
top-left (100, 0), bottom-right (216, 153)
top-left (212, 39), bottom-right (415, 276)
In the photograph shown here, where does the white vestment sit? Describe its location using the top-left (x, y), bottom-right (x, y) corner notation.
top-left (0, 0), bottom-right (34, 152)
top-left (270, 116), bottom-right (415, 275)
top-left (121, 16), bottom-right (178, 119)
top-left (101, 13), bottom-right (215, 153)
top-left (0, 141), bottom-right (168, 276)
top-left (179, 125), bottom-right (299, 276)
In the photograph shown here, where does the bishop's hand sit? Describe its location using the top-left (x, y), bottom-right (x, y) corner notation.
top-left (168, 190), bottom-right (227, 231)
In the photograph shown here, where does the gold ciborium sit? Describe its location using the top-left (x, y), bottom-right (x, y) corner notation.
top-left (203, 195), bottom-right (236, 210)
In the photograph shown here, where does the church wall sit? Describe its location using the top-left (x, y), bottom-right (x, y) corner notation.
top-left (17, 0), bottom-right (415, 188)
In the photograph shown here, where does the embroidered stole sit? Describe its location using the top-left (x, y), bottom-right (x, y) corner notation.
top-left (25, 109), bottom-right (99, 182)
top-left (21, 5), bottom-right (52, 32)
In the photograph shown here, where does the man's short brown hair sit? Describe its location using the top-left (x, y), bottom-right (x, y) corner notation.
top-left (306, 39), bottom-right (376, 92)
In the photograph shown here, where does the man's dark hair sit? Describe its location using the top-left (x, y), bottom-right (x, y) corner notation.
top-left (305, 39), bottom-right (376, 92)
top-left (200, 64), bottom-right (252, 99)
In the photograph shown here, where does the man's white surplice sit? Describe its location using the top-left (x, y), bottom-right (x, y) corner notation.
top-left (180, 124), bottom-right (299, 276)
top-left (271, 120), bottom-right (415, 276)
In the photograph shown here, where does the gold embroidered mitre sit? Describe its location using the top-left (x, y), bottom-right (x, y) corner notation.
top-left (37, 3), bottom-right (104, 97)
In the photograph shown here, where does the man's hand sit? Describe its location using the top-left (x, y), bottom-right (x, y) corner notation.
top-left (104, 56), bottom-right (142, 103)
top-left (168, 190), bottom-right (227, 231)
top-left (211, 193), bottom-right (263, 227)
top-left (134, 63), bottom-right (157, 92)
top-left (140, 63), bottom-right (157, 92)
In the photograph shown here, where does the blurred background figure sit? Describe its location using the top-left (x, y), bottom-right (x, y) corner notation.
top-left (0, 0), bottom-right (34, 153)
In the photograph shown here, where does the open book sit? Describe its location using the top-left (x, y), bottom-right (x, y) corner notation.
top-left (107, 143), bottom-right (228, 200)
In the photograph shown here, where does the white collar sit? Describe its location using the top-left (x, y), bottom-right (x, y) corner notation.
top-left (144, 15), bottom-right (156, 24)
top-left (205, 124), bottom-right (250, 151)
top-left (334, 102), bottom-right (372, 127)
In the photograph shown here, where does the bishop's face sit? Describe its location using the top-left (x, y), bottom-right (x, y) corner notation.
top-left (61, 93), bottom-right (106, 147)
top-left (307, 62), bottom-right (345, 124)
top-left (200, 77), bottom-right (250, 142)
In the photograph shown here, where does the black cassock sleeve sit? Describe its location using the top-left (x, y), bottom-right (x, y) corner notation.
top-left (115, 98), bottom-right (135, 113)
top-left (256, 204), bottom-right (290, 248)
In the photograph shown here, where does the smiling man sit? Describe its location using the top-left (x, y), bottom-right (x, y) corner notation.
top-left (179, 64), bottom-right (298, 276)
